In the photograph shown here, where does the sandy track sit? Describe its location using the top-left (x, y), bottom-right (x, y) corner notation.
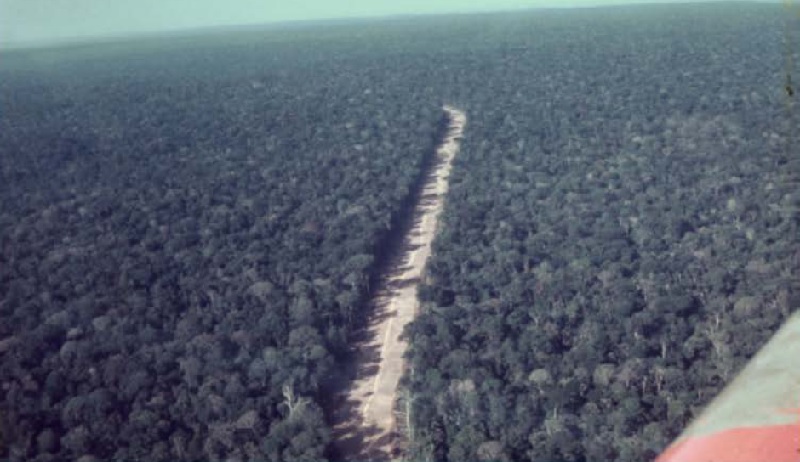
top-left (330, 105), bottom-right (466, 461)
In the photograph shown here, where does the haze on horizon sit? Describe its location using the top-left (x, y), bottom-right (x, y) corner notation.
top-left (0, 0), bottom-right (780, 47)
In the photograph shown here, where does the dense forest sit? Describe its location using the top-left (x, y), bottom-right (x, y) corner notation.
top-left (1, 3), bottom-right (799, 462)
top-left (404, 4), bottom-right (800, 462)
top-left (0, 30), bottom-right (446, 461)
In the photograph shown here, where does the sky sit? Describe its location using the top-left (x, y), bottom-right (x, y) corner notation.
top-left (0, 0), bottom-right (779, 47)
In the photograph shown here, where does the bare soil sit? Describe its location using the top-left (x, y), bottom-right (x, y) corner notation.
top-left (329, 106), bottom-right (467, 461)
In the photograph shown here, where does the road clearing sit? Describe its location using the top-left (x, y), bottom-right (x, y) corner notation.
top-left (330, 105), bottom-right (467, 461)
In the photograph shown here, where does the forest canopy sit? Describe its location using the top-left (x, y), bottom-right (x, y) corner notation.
top-left (0, 28), bottom-right (444, 461)
top-left (1, 3), bottom-right (799, 462)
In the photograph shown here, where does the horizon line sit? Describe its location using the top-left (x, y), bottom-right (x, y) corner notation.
top-left (0, 0), bottom-right (777, 51)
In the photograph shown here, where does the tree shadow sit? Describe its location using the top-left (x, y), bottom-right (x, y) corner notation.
top-left (323, 108), bottom-right (464, 462)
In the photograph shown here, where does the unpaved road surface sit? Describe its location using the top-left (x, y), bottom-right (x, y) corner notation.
top-left (330, 106), bottom-right (466, 461)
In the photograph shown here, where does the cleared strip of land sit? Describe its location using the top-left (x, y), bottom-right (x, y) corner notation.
top-left (330, 105), bottom-right (467, 461)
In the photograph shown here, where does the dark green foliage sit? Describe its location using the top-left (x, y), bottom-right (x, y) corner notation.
top-left (0, 27), bottom-right (443, 461)
top-left (404, 4), bottom-right (799, 462)
top-left (1, 3), bottom-right (798, 462)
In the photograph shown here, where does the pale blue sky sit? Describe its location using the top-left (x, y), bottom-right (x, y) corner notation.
top-left (0, 0), bottom-right (778, 47)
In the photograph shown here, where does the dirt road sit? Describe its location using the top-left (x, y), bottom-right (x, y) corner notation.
top-left (330, 105), bottom-right (466, 461)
